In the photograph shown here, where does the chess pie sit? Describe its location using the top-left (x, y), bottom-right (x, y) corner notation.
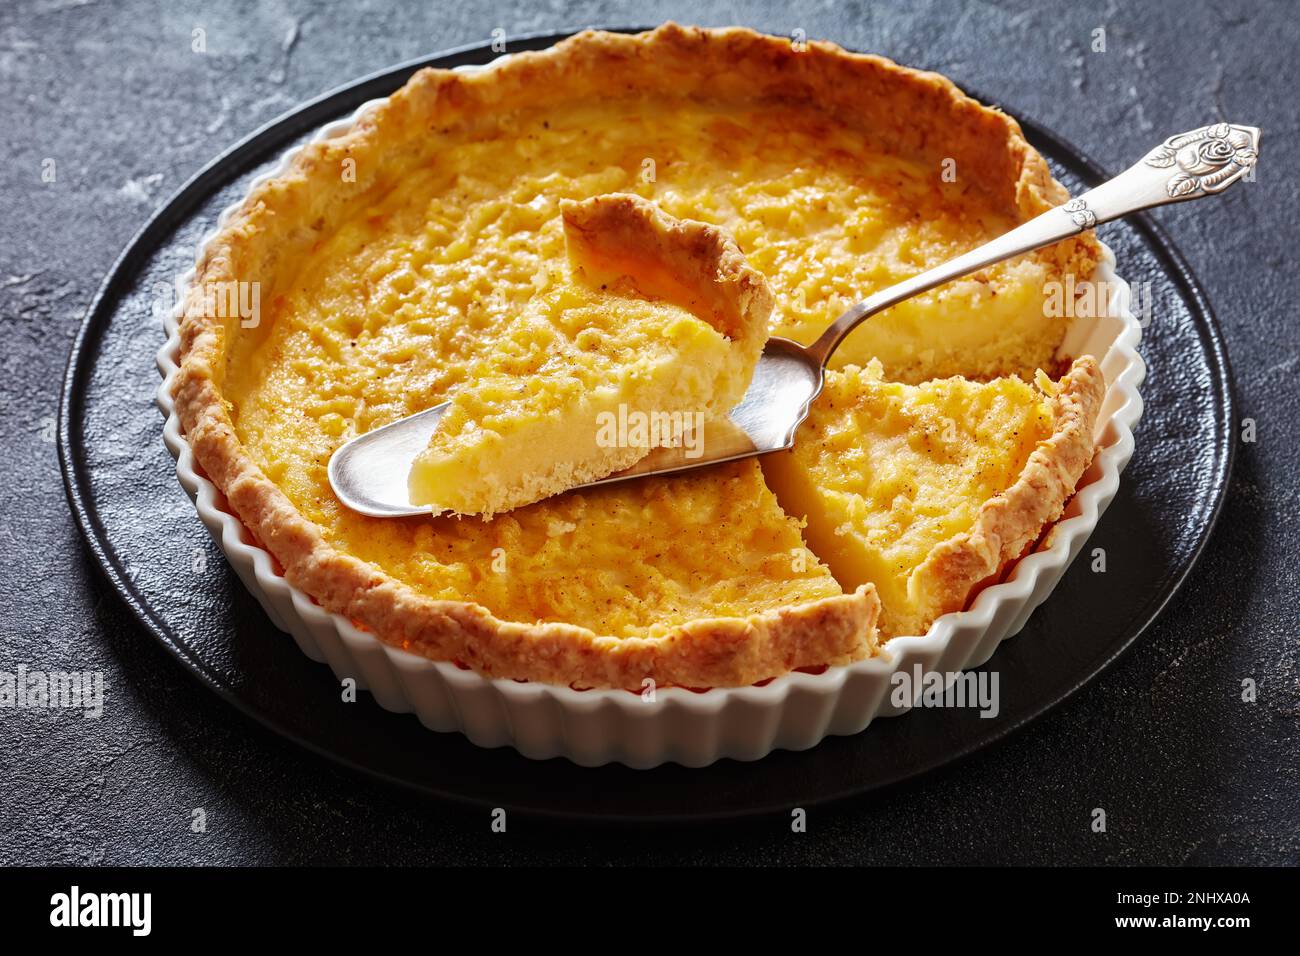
top-left (174, 24), bottom-right (1102, 690)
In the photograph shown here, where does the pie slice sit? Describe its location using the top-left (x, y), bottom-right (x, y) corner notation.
top-left (762, 357), bottom-right (1105, 638)
top-left (407, 194), bottom-right (771, 516)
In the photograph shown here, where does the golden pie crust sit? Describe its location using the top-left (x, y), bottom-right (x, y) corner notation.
top-left (559, 192), bottom-right (774, 347)
top-left (174, 24), bottom-right (1102, 690)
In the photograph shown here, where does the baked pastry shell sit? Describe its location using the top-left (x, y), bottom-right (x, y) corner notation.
top-left (156, 44), bottom-right (1144, 768)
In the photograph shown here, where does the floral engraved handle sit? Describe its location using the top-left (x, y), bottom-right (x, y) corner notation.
top-left (1063, 198), bottom-right (1096, 228)
top-left (1054, 122), bottom-right (1261, 231)
top-left (1141, 123), bottom-right (1260, 198)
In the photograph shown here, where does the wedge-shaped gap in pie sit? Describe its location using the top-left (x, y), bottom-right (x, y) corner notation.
top-left (407, 194), bottom-right (771, 517)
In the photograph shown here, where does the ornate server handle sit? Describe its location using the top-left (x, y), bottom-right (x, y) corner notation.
top-left (807, 122), bottom-right (1261, 366)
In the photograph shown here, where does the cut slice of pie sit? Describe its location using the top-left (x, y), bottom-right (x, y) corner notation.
top-left (762, 357), bottom-right (1105, 638)
top-left (407, 194), bottom-right (771, 516)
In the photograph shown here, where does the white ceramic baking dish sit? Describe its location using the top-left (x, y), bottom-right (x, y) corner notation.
top-left (156, 60), bottom-right (1145, 768)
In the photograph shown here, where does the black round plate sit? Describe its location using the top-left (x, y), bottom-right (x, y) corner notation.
top-left (59, 31), bottom-right (1235, 824)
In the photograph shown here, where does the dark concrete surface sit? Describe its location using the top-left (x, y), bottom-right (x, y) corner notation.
top-left (1, 0), bottom-right (1296, 864)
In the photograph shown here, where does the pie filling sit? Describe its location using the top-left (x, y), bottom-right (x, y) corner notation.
top-left (763, 361), bottom-right (1096, 638)
top-left (183, 25), bottom-right (1104, 688)
top-left (407, 195), bottom-right (770, 516)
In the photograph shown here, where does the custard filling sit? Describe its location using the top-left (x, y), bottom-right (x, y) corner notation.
top-left (223, 97), bottom-right (1076, 638)
top-left (763, 362), bottom-right (1054, 638)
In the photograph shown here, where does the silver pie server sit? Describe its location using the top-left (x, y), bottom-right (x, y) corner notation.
top-left (330, 122), bottom-right (1260, 518)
